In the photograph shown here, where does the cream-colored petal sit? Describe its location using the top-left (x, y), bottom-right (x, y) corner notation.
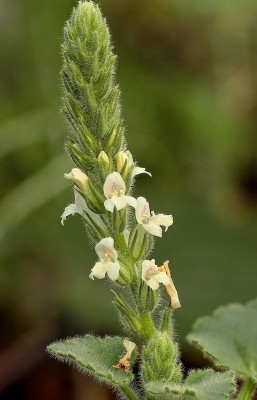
top-left (89, 262), bottom-right (107, 280)
top-left (104, 198), bottom-right (115, 212)
top-left (125, 150), bottom-right (134, 164)
top-left (166, 279), bottom-right (181, 309)
top-left (103, 172), bottom-right (126, 198)
top-left (125, 195), bottom-right (137, 209)
top-left (135, 197), bottom-right (150, 224)
top-left (155, 271), bottom-right (170, 286)
top-left (74, 190), bottom-right (105, 228)
top-left (123, 340), bottom-right (136, 357)
top-left (74, 192), bottom-right (87, 212)
top-left (98, 151), bottom-right (109, 167)
top-left (146, 277), bottom-right (160, 290)
top-left (143, 222), bottom-right (162, 237)
top-left (150, 213), bottom-right (173, 230)
top-left (132, 167), bottom-right (152, 178)
top-left (116, 151), bottom-right (130, 173)
top-left (106, 261), bottom-right (120, 281)
top-left (142, 259), bottom-right (157, 281)
top-left (95, 237), bottom-right (118, 261)
top-left (60, 203), bottom-right (82, 225)
top-left (64, 168), bottom-right (89, 191)
top-left (111, 196), bottom-right (128, 211)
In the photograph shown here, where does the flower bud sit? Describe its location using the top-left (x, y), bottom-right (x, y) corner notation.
top-left (64, 168), bottom-right (89, 192)
top-left (98, 151), bottom-right (109, 168)
top-left (116, 151), bottom-right (130, 175)
top-left (142, 332), bottom-right (181, 385)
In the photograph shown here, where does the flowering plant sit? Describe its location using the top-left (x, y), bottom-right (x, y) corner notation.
top-left (47, 2), bottom-right (257, 399)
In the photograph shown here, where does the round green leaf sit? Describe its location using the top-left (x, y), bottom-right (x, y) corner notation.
top-left (187, 299), bottom-right (257, 382)
top-left (145, 369), bottom-right (235, 400)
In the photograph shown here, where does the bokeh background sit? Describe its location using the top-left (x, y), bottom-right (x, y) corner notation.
top-left (0, 0), bottom-right (257, 398)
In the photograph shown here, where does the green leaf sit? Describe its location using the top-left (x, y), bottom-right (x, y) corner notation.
top-left (145, 369), bottom-right (236, 400)
top-left (47, 335), bottom-right (135, 387)
top-left (187, 299), bottom-right (257, 382)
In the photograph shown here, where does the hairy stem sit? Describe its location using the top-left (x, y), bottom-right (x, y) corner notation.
top-left (237, 378), bottom-right (256, 400)
top-left (120, 385), bottom-right (138, 400)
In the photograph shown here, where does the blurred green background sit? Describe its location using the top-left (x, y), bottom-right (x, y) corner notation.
top-left (0, 0), bottom-right (256, 399)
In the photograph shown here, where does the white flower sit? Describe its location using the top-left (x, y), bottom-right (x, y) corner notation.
top-left (135, 197), bottom-right (173, 237)
top-left (89, 237), bottom-right (120, 281)
top-left (103, 172), bottom-right (137, 212)
top-left (64, 168), bottom-right (89, 192)
top-left (116, 150), bottom-right (151, 178)
top-left (61, 191), bottom-right (86, 225)
top-left (61, 191), bottom-right (104, 227)
top-left (142, 259), bottom-right (170, 290)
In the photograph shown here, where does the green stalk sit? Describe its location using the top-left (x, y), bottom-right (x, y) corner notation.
top-left (237, 378), bottom-right (256, 400)
top-left (120, 385), bottom-right (138, 400)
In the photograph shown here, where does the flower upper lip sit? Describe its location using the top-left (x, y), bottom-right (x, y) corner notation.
top-left (103, 172), bottom-right (137, 212)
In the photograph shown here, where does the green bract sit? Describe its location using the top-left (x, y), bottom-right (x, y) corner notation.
top-left (187, 299), bottom-right (257, 382)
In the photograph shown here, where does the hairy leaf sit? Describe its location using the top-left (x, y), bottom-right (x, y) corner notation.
top-left (187, 299), bottom-right (257, 382)
top-left (47, 335), bottom-right (135, 387)
top-left (145, 369), bottom-right (236, 400)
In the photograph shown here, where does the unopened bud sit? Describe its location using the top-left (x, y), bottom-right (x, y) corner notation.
top-left (64, 168), bottom-right (89, 192)
top-left (116, 151), bottom-right (130, 175)
top-left (98, 151), bottom-right (109, 168)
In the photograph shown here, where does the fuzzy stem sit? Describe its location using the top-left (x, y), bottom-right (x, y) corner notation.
top-left (237, 379), bottom-right (256, 400)
top-left (161, 307), bottom-right (172, 334)
top-left (120, 385), bottom-right (138, 400)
